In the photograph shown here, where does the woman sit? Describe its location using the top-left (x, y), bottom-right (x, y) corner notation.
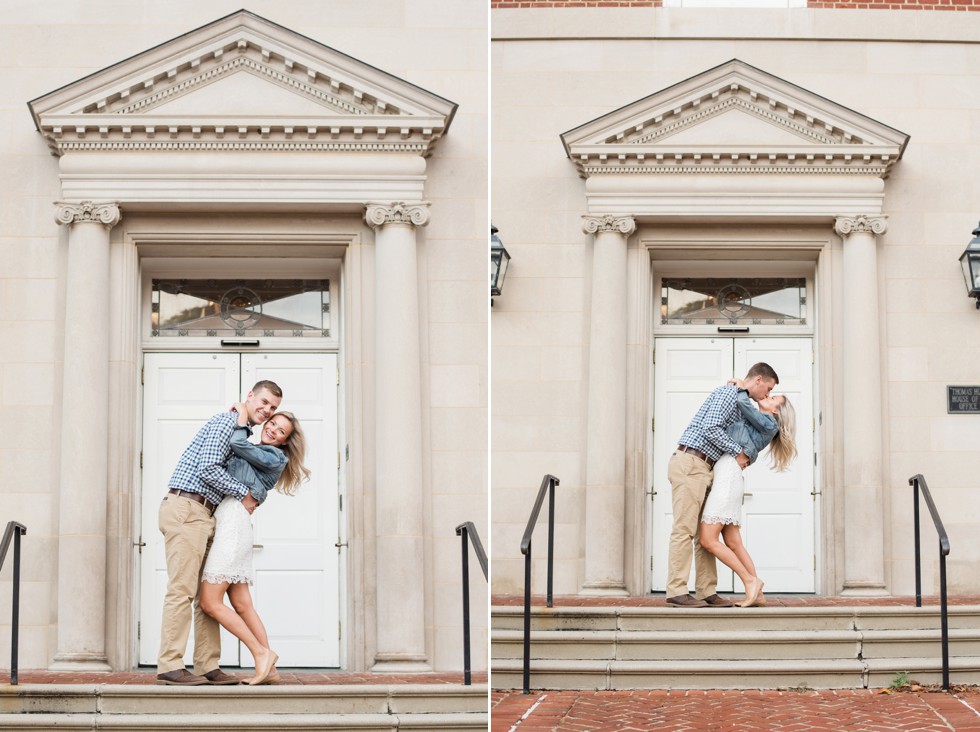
top-left (199, 405), bottom-right (311, 685)
top-left (699, 387), bottom-right (797, 608)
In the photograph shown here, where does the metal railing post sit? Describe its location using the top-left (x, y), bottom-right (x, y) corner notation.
top-left (460, 526), bottom-right (471, 686)
top-left (520, 474), bottom-right (560, 694)
top-left (940, 544), bottom-right (949, 691)
top-left (913, 478), bottom-right (922, 608)
top-left (523, 539), bottom-right (532, 694)
top-left (0, 521), bottom-right (27, 686)
top-left (908, 474), bottom-right (951, 691)
top-left (454, 521), bottom-right (487, 688)
top-left (547, 478), bottom-right (555, 609)
top-left (12, 528), bottom-right (20, 686)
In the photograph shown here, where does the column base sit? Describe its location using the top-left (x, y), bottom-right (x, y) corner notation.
top-left (579, 581), bottom-right (629, 597)
top-left (841, 583), bottom-right (890, 598)
top-left (370, 654), bottom-right (432, 673)
top-left (49, 653), bottom-right (112, 672)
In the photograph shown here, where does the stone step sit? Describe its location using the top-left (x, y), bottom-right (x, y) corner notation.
top-left (490, 657), bottom-right (980, 691)
top-left (0, 712), bottom-right (486, 731)
top-left (492, 628), bottom-right (980, 662)
top-left (0, 684), bottom-right (488, 731)
top-left (491, 604), bottom-right (980, 632)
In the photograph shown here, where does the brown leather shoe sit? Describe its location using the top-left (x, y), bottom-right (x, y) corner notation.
top-left (700, 593), bottom-right (735, 608)
top-left (201, 668), bottom-right (241, 685)
top-left (666, 594), bottom-right (709, 608)
top-left (156, 669), bottom-right (208, 685)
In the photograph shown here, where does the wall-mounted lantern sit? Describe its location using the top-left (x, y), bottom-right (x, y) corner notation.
top-left (490, 225), bottom-right (511, 299)
top-left (958, 222), bottom-right (980, 309)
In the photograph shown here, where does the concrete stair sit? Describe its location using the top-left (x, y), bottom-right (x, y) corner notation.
top-left (0, 683), bottom-right (488, 730)
top-left (491, 603), bottom-right (980, 690)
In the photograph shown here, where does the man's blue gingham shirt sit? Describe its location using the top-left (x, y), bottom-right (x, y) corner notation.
top-left (677, 385), bottom-right (745, 461)
top-left (167, 411), bottom-right (249, 504)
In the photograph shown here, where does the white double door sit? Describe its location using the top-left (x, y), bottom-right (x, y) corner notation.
top-left (651, 337), bottom-right (815, 593)
top-left (139, 352), bottom-right (341, 668)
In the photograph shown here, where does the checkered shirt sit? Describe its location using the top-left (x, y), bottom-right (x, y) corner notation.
top-left (167, 411), bottom-right (249, 504)
top-left (677, 384), bottom-right (745, 461)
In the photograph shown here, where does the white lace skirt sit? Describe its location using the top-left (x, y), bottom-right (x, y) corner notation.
top-left (202, 497), bottom-right (254, 585)
top-left (701, 453), bottom-right (744, 526)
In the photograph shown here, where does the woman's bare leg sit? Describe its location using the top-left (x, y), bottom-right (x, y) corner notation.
top-left (719, 525), bottom-right (764, 607)
top-left (699, 523), bottom-right (755, 590)
top-left (200, 582), bottom-right (269, 663)
top-left (227, 583), bottom-right (279, 683)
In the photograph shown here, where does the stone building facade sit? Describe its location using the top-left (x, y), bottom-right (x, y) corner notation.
top-left (491, 6), bottom-right (980, 600)
top-left (0, 1), bottom-right (487, 674)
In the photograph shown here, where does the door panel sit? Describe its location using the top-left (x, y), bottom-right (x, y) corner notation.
top-left (651, 339), bottom-right (736, 592)
top-left (139, 354), bottom-right (241, 667)
top-left (241, 353), bottom-right (340, 667)
top-left (651, 338), bottom-right (815, 593)
top-left (140, 353), bottom-right (340, 667)
top-left (734, 339), bottom-right (814, 592)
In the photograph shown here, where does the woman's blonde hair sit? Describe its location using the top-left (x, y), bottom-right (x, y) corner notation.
top-left (769, 397), bottom-right (798, 472)
top-left (272, 411), bottom-right (311, 495)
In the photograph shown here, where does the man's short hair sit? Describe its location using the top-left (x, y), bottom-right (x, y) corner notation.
top-left (745, 362), bottom-right (779, 385)
top-left (251, 380), bottom-right (283, 399)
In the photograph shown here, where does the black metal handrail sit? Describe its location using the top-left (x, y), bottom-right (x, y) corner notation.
top-left (520, 474), bottom-right (559, 694)
top-left (0, 521), bottom-right (27, 685)
top-left (454, 521), bottom-right (488, 686)
top-left (908, 474), bottom-right (951, 691)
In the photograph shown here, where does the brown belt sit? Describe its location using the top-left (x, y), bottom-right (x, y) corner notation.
top-left (676, 445), bottom-right (716, 468)
top-left (168, 489), bottom-right (218, 515)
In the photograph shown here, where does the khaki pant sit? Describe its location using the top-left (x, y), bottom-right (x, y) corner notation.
top-left (157, 494), bottom-right (221, 674)
top-left (666, 451), bottom-right (718, 599)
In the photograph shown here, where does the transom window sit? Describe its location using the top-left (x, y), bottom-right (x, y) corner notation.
top-left (661, 277), bottom-right (806, 326)
top-left (151, 278), bottom-right (330, 337)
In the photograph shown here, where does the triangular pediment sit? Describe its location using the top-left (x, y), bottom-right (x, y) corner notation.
top-left (29, 10), bottom-right (456, 156)
top-left (561, 59), bottom-right (908, 177)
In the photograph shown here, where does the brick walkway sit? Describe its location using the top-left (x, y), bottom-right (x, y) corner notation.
top-left (491, 688), bottom-right (980, 731)
top-left (492, 593), bottom-right (980, 607)
top-left (0, 669), bottom-right (486, 686)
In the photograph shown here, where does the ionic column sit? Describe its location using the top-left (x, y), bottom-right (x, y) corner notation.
top-left (581, 214), bottom-right (635, 596)
top-left (365, 202), bottom-right (431, 670)
top-left (835, 215), bottom-right (889, 596)
top-left (50, 201), bottom-right (121, 671)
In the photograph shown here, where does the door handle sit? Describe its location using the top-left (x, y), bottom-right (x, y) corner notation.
top-left (743, 493), bottom-right (753, 497)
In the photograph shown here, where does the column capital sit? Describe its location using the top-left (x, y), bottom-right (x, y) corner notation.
top-left (582, 214), bottom-right (636, 237)
top-left (364, 202), bottom-right (430, 230)
top-left (834, 215), bottom-right (887, 237)
top-left (54, 201), bottom-right (121, 228)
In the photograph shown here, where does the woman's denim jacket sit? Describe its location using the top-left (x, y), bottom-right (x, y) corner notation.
top-left (227, 426), bottom-right (288, 505)
top-left (726, 391), bottom-right (778, 465)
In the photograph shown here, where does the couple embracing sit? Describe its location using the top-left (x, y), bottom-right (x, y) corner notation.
top-left (666, 362), bottom-right (797, 609)
top-left (156, 380), bottom-right (311, 686)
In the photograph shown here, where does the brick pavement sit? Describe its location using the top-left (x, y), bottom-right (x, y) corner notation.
top-left (0, 669), bottom-right (487, 685)
top-left (492, 593), bottom-right (980, 607)
top-left (491, 688), bottom-right (980, 731)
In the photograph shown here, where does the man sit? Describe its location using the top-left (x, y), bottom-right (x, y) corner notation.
top-left (665, 363), bottom-right (778, 608)
top-left (156, 380), bottom-right (283, 685)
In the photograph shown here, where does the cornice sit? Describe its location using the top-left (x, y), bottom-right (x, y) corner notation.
top-left (29, 11), bottom-right (456, 158)
top-left (561, 59), bottom-right (908, 180)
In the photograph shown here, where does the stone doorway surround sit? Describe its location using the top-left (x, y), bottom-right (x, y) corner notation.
top-left (560, 59), bottom-right (909, 599)
top-left (28, 10), bottom-right (456, 673)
